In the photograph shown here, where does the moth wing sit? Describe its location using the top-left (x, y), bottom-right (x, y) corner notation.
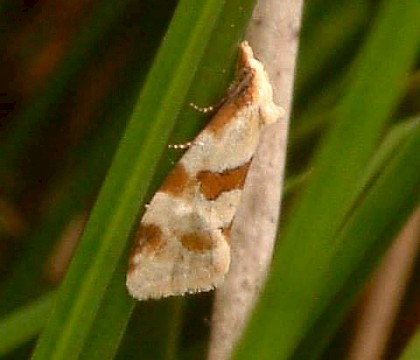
top-left (126, 191), bottom-right (232, 300)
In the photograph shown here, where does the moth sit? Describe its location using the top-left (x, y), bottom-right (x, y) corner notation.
top-left (126, 41), bottom-right (283, 300)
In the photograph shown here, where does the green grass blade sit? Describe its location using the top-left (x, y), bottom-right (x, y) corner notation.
top-left (30, 1), bottom-right (233, 359)
top-left (233, 0), bottom-right (420, 359)
top-left (292, 119), bottom-right (420, 359)
top-left (358, 117), bottom-right (420, 189)
top-left (296, 0), bottom-right (369, 102)
top-left (0, 292), bottom-right (55, 356)
top-left (399, 327), bottom-right (420, 360)
top-left (76, 1), bottom-right (257, 358)
top-left (77, 261), bottom-right (133, 360)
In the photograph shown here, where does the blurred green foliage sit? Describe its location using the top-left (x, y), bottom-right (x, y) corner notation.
top-left (0, 0), bottom-right (419, 359)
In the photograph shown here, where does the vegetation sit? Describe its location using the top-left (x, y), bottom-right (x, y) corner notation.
top-left (0, 0), bottom-right (418, 359)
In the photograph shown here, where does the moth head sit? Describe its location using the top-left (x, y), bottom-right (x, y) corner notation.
top-left (239, 41), bottom-right (285, 125)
